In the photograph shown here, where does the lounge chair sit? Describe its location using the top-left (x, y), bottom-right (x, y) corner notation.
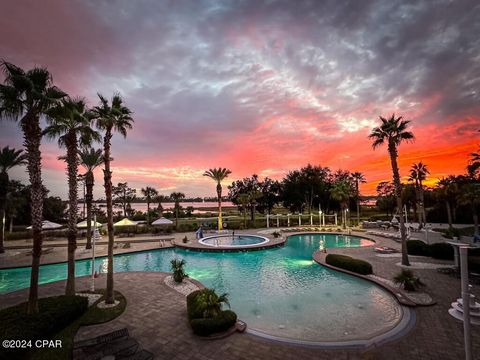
top-left (74, 328), bottom-right (129, 349)
top-left (374, 246), bottom-right (398, 254)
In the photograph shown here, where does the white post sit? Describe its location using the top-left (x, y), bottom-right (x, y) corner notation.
top-left (1, 212), bottom-right (5, 250)
top-left (318, 210), bottom-right (321, 226)
top-left (310, 213), bottom-right (313, 225)
top-left (287, 214), bottom-right (290, 227)
top-left (322, 213), bottom-right (325, 227)
top-left (276, 215), bottom-right (279, 228)
top-left (266, 214), bottom-right (270, 228)
top-left (460, 246), bottom-right (472, 360)
top-left (90, 213), bottom-right (97, 292)
top-left (298, 214), bottom-right (301, 226)
top-left (334, 213), bottom-right (338, 226)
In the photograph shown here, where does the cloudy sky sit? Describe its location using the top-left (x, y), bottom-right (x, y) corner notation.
top-left (1, 0), bottom-right (479, 198)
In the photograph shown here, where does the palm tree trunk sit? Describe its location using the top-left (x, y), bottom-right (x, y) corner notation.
top-left (85, 172), bottom-right (94, 249)
top-left (472, 204), bottom-right (478, 236)
top-left (389, 143), bottom-right (409, 266)
top-left (24, 118), bottom-right (44, 314)
top-left (419, 181), bottom-right (427, 227)
top-left (217, 184), bottom-right (222, 231)
top-left (356, 182), bottom-right (360, 226)
top-left (0, 172), bottom-right (7, 254)
top-left (175, 205), bottom-right (179, 230)
top-left (146, 199), bottom-right (150, 225)
top-left (446, 201), bottom-right (453, 230)
top-left (65, 138), bottom-right (78, 295)
top-left (103, 130), bottom-right (115, 304)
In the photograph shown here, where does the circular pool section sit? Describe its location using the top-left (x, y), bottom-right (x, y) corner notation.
top-left (199, 234), bottom-right (269, 248)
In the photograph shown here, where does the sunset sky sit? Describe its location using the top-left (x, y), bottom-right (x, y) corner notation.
top-left (1, 0), bottom-right (479, 199)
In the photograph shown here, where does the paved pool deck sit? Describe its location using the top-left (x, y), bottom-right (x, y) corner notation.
top-left (1, 228), bottom-right (480, 359)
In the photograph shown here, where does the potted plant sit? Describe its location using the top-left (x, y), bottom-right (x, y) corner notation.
top-left (393, 269), bottom-right (424, 291)
top-left (171, 259), bottom-right (188, 283)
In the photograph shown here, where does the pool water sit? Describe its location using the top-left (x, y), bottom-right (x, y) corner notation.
top-left (0, 234), bottom-right (402, 343)
top-left (199, 234), bottom-right (268, 247)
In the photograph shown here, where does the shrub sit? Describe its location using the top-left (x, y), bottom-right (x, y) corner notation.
top-left (171, 259), bottom-right (188, 283)
top-left (0, 295), bottom-right (88, 357)
top-left (325, 254), bottom-right (373, 275)
top-left (272, 231), bottom-right (281, 238)
top-left (189, 310), bottom-right (237, 336)
top-left (407, 240), bottom-right (430, 256)
top-left (186, 289), bottom-right (237, 336)
top-left (182, 236), bottom-right (188, 243)
top-left (394, 269), bottom-right (424, 291)
top-left (429, 243), bottom-right (454, 260)
top-left (442, 227), bottom-right (461, 239)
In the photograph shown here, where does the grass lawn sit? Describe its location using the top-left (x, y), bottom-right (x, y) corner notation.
top-left (0, 289), bottom-right (126, 360)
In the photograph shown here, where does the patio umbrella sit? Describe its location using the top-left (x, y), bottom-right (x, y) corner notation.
top-left (27, 220), bottom-right (63, 230)
top-left (76, 220), bottom-right (103, 228)
top-left (113, 218), bottom-right (137, 227)
top-left (151, 217), bottom-right (173, 225)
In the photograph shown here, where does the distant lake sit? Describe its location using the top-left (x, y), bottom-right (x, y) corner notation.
top-left (87, 201), bottom-right (235, 212)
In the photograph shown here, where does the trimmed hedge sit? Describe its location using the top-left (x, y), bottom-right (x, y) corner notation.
top-left (0, 295), bottom-right (88, 357)
top-left (325, 254), bottom-right (373, 275)
top-left (407, 240), bottom-right (431, 256)
top-left (429, 243), bottom-right (454, 260)
top-left (190, 310), bottom-right (237, 336)
top-left (406, 240), bottom-right (454, 260)
top-left (186, 290), bottom-right (237, 336)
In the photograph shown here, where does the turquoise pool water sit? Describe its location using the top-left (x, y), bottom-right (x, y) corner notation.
top-left (0, 234), bottom-right (402, 343)
top-left (199, 234), bottom-right (268, 247)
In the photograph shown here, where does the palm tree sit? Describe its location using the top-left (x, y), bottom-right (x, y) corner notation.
top-left (436, 177), bottom-right (459, 230)
top-left (203, 168), bottom-right (232, 231)
top-left (170, 192), bottom-right (185, 230)
top-left (369, 114), bottom-right (414, 266)
top-left (78, 148), bottom-right (104, 249)
top-left (0, 62), bottom-right (66, 313)
top-left (91, 93), bottom-right (133, 304)
top-left (155, 194), bottom-right (169, 216)
top-left (195, 289), bottom-right (230, 318)
top-left (330, 180), bottom-right (354, 229)
top-left (141, 186), bottom-right (158, 225)
top-left (458, 183), bottom-right (480, 236)
top-left (468, 148), bottom-right (480, 177)
top-left (44, 98), bottom-right (100, 295)
top-left (409, 162), bottom-right (430, 228)
top-left (350, 172), bottom-right (366, 226)
top-left (0, 147), bottom-right (26, 253)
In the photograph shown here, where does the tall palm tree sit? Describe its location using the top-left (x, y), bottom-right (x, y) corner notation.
top-left (44, 98), bottom-right (100, 295)
top-left (330, 180), bottom-right (354, 229)
top-left (458, 183), bottom-right (480, 236)
top-left (369, 114), bottom-right (414, 266)
top-left (0, 62), bottom-right (66, 313)
top-left (0, 147), bottom-right (27, 253)
top-left (78, 148), bottom-right (104, 249)
top-left (350, 172), bottom-right (366, 226)
top-left (203, 168), bottom-right (232, 231)
top-left (436, 177), bottom-right (459, 230)
top-left (409, 162), bottom-right (430, 228)
top-left (91, 93), bottom-right (133, 304)
top-left (170, 192), bottom-right (185, 230)
top-left (468, 148), bottom-right (480, 177)
top-left (141, 186), bottom-right (158, 225)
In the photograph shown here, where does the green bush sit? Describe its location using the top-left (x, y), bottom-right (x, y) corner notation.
top-left (0, 296), bottom-right (88, 357)
top-left (394, 269), bottom-right (424, 291)
top-left (442, 227), bottom-right (461, 239)
top-left (429, 243), bottom-right (454, 260)
top-left (407, 240), bottom-right (430, 256)
top-left (189, 310), bottom-right (237, 336)
top-left (325, 254), bottom-right (373, 275)
top-left (186, 289), bottom-right (237, 336)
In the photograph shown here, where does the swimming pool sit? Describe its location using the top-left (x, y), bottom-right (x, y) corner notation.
top-left (199, 234), bottom-right (269, 247)
top-left (0, 234), bottom-right (405, 344)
